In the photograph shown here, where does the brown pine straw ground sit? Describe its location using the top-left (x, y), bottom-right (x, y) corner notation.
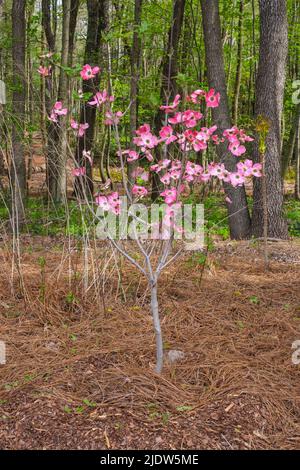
top-left (0, 236), bottom-right (299, 450)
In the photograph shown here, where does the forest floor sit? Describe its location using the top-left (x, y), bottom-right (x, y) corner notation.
top-left (0, 236), bottom-right (300, 450)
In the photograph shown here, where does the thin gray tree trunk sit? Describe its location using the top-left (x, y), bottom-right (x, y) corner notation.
top-left (150, 281), bottom-right (163, 374)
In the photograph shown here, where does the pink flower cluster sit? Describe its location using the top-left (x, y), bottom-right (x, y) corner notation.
top-left (224, 126), bottom-right (254, 157)
top-left (89, 90), bottom-right (114, 107)
top-left (109, 88), bottom-right (259, 209)
top-left (41, 63), bottom-right (261, 218)
top-left (72, 167), bottom-right (86, 177)
top-left (186, 88), bottom-right (220, 108)
top-left (71, 119), bottom-right (89, 137)
top-left (95, 192), bottom-right (121, 215)
top-left (38, 66), bottom-right (51, 77)
top-left (49, 101), bottom-right (68, 122)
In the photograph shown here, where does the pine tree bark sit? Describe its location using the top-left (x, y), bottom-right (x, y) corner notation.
top-left (152, 0), bottom-right (186, 200)
top-left (282, 104), bottom-right (300, 177)
top-left (159, 0), bottom-right (186, 102)
top-left (68, 0), bottom-right (80, 67)
top-left (252, 0), bottom-right (288, 238)
top-left (11, 0), bottom-right (26, 230)
top-left (42, 0), bottom-right (57, 201)
top-left (128, 0), bottom-right (143, 193)
top-left (232, 0), bottom-right (244, 124)
top-left (73, 0), bottom-right (107, 199)
top-left (200, 0), bottom-right (251, 240)
top-left (294, 115), bottom-right (300, 200)
top-left (52, 0), bottom-right (71, 203)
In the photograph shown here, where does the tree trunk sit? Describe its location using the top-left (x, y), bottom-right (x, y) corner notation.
top-left (159, 0), bottom-right (186, 102)
top-left (200, 0), bottom-right (251, 240)
top-left (150, 281), bottom-right (163, 374)
top-left (252, 0), bottom-right (288, 239)
top-left (282, 104), bottom-right (300, 177)
top-left (74, 0), bottom-right (107, 199)
top-left (10, 0), bottom-right (26, 230)
top-left (152, 0), bottom-right (186, 200)
top-left (128, 0), bottom-right (143, 193)
top-left (232, 0), bottom-right (244, 125)
top-left (52, 0), bottom-right (71, 203)
top-left (295, 116), bottom-right (300, 200)
top-left (42, 0), bottom-right (57, 201)
top-left (68, 0), bottom-right (80, 68)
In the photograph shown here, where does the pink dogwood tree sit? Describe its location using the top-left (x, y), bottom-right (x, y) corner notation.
top-left (42, 63), bottom-right (261, 373)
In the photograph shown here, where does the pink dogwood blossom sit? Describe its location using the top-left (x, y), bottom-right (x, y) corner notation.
top-left (132, 185), bottom-right (148, 197)
top-left (107, 192), bottom-right (121, 215)
top-left (132, 167), bottom-right (149, 181)
top-left (205, 89), bottom-right (220, 108)
top-left (128, 151), bottom-right (140, 162)
top-left (159, 126), bottom-right (177, 145)
top-left (182, 110), bottom-right (203, 128)
top-left (133, 133), bottom-right (158, 150)
top-left (80, 64), bottom-right (100, 80)
top-left (237, 159), bottom-right (253, 176)
top-left (48, 101), bottom-right (68, 121)
top-left (160, 94), bottom-right (181, 113)
top-left (228, 139), bottom-right (246, 157)
top-left (251, 163), bottom-right (262, 177)
top-left (95, 195), bottom-right (111, 211)
top-left (136, 123), bottom-right (151, 135)
top-left (83, 150), bottom-right (93, 166)
top-left (71, 119), bottom-right (89, 137)
top-left (150, 159), bottom-right (171, 173)
top-left (160, 188), bottom-right (177, 205)
top-left (230, 172), bottom-right (246, 187)
top-left (72, 167), bottom-right (86, 177)
top-left (53, 101), bottom-right (68, 115)
top-left (104, 111), bottom-right (123, 126)
top-left (89, 90), bottom-right (114, 107)
top-left (187, 89), bottom-right (206, 104)
top-left (38, 66), bottom-right (51, 77)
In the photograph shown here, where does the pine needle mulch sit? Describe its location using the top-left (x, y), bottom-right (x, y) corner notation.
top-left (0, 237), bottom-right (299, 450)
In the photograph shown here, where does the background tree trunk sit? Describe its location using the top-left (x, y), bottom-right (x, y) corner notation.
top-left (295, 116), bottom-right (300, 200)
top-left (68, 0), bottom-right (80, 68)
top-left (252, 0), bottom-right (288, 239)
top-left (200, 0), bottom-right (251, 240)
top-left (52, 0), bottom-right (71, 203)
top-left (42, 0), bottom-right (57, 201)
top-left (152, 0), bottom-right (186, 200)
top-left (128, 0), bottom-right (143, 193)
top-left (73, 0), bottom-right (107, 199)
top-left (282, 103), bottom-right (300, 177)
top-left (10, 0), bottom-right (26, 230)
top-left (232, 0), bottom-right (244, 124)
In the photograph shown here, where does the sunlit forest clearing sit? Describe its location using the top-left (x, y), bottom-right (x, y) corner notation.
top-left (0, 0), bottom-right (300, 451)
